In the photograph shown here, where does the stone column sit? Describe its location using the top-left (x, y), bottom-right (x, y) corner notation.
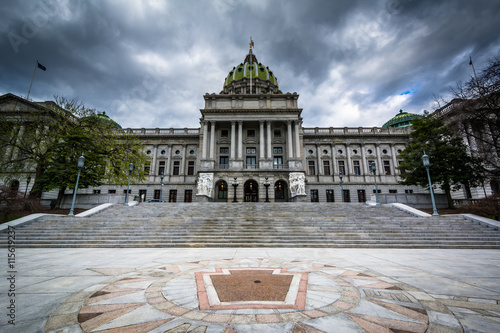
top-left (361, 144), bottom-right (368, 175)
top-left (317, 144), bottom-right (323, 175)
top-left (287, 121), bottom-right (293, 159)
top-left (266, 121), bottom-right (272, 159)
top-left (259, 120), bottom-right (265, 160)
top-left (210, 121), bottom-right (216, 160)
top-left (345, 145), bottom-right (351, 176)
top-left (231, 121), bottom-right (236, 159)
top-left (152, 144), bottom-right (158, 176)
top-left (238, 121), bottom-right (243, 159)
top-left (294, 120), bottom-right (301, 158)
top-left (376, 144), bottom-right (383, 173)
top-left (165, 145), bottom-right (172, 175)
top-left (390, 144), bottom-right (398, 175)
top-left (180, 144), bottom-right (186, 175)
top-left (202, 121), bottom-right (208, 160)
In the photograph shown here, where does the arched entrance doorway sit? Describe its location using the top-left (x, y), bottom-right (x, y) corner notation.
top-left (215, 180), bottom-right (228, 202)
top-left (10, 180), bottom-right (20, 192)
top-left (244, 180), bottom-right (258, 202)
top-left (274, 180), bottom-right (288, 202)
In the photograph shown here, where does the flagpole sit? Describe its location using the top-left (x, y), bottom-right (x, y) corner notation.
top-left (469, 56), bottom-right (480, 85)
top-left (27, 61), bottom-right (38, 99)
top-left (249, 37), bottom-right (252, 95)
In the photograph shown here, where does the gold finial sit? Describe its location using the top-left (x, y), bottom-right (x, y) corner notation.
top-left (249, 37), bottom-right (254, 51)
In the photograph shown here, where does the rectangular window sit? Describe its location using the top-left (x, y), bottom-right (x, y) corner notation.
top-left (173, 161), bottom-right (180, 175)
top-left (338, 160), bottom-right (345, 175)
top-left (273, 156), bottom-right (283, 169)
top-left (169, 190), bottom-right (177, 202)
top-left (353, 160), bottom-right (360, 175)
top-left (389, 189), bottom-right (398, 193)
top-left (144, 161), bottom-right (151, 175)
top-left (123, 189), bottom-right (131, 194)
top-left (187, 161), bottom-right (195, 175)
top-left (308, 160), bottom-right (315, 175)
top-left (108, 189), bottom-right (116, 194)
top-left (323, 160), bottom-right (331, 175)
top-left (246, 156), bottom-right (256, 169)
top-left (158, 161), bottom-right (165, 175)
top-left (399, 161), bottom-right (406, 174)
top-left (326, 189), bottom-right (334, 202)
top-left (221, 129), bottom-right (228, 138)
top-left (368, 160), bottom-right (375, 172)
top-left (383, 160), bottom-right (391, 175)
top-left (310, 189), bottom-right (319, 202)
top-left (220, 147), bottom-right (229, 154)
top-left (357, 189), bottom-right (366, 202)
top-left (274, 129), bottom-right (281, 137)
top-left (246, 147), bottom-right (256, 154)
top-left (405, 189), bottom-right (414, 194)
top-left (273, 147), bottom-right (282, 154)
top-left (219, 156), bottom-right (229, 168)
top-left (184, 190), bottom-right (192, 202)
top-left (154, 189), bottom-right (161, 200)
top-left (373, 189), bottom-right (382, 193)
top-left (93, 189), bottom-right (101, 194)
top-left (247, 129), bottom-right (255, 137)
top-left (343, 189), bottom-right (351, 202)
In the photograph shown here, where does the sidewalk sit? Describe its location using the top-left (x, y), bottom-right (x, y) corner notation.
top-left (1, 248), bottom-right (499, 332)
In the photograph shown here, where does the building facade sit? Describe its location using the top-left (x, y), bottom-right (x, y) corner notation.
top-left (1, 48), bottom-right (424, 205)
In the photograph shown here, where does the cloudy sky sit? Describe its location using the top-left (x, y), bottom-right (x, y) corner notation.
top-left (1, 0), bottom-right (499, 129)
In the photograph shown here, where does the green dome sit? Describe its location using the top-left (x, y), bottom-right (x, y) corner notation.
top-left (222, 50), bottom-right (280, 94)
top-left (382, 109), bottom-right (421, 128)
top-left (86, 111), bottom-right (122, 129)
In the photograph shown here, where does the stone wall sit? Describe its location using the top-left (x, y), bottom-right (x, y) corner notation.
top-left (372, 193), bottom-right (449, 209)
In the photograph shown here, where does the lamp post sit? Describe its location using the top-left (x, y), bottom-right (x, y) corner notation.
top-left (264, 177), bottom-right (270, 202)
top-left (124, 163), bottom-right (133, 206)
top-left (160, 172), bottom-right (164, 202)
top-left (339, 172), bottom-right (344, 203)
top-left (24, 176), bottom-right (31, 198)
top-left (68, 154), bottom-right (85, 216)
top-left (369, 162), bottom-right (381, 205)
top-left (232, 177), bottom-right (239, 202)
top-left (422, 152), bottom-right (439, 216)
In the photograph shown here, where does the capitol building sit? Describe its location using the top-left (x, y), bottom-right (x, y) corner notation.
top-left (2, 46), bottom-right (431, 205)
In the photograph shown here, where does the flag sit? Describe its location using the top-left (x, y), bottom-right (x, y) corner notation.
top-left (37, 62), bottom-right (46, 71)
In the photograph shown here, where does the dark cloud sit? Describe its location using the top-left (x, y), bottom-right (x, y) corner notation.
top-left (1, 0), bottom-right (499, 129)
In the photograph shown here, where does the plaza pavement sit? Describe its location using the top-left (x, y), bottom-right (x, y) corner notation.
top-left (0, 248), bottom-right (499, 332)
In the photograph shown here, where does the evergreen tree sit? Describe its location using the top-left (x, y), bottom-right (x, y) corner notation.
top-left (398, 116), bottom-right (486, 208)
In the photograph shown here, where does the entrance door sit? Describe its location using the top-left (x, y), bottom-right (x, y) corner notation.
top-left (274, 180), bottom-right (288, 202)
top-left (244, 180), bottom-right (258, 202)
top-left (139, 189), bottom-right (147, 202)
top-left (357, 190), bottom-right (366, 202)
top-left (184, 190), bottom-right (192, 202)
top-left (215, 181), bottom-right (228, 202)
top-left (154, 189), bottom-right (161, 200)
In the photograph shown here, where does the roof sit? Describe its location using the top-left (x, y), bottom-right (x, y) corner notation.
top-left (382, 109), bottom-right (422, 128)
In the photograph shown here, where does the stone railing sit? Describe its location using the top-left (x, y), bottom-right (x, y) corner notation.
top-left (302, 127), bottom-right (411, 135)
top-left (125, 128), bottom-right (200, 135)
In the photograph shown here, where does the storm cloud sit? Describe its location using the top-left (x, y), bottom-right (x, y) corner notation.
top-left (1, 0), bottom-right (499, 129)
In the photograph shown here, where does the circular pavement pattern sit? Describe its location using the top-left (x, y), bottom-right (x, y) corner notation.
top-left (46, 258), bottom-right (463, 332)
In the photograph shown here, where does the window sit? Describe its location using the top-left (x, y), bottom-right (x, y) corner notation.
top-left (274, 129), bottom-right (281, 137)
top-left (337, 149), bottom-right (343, 155)
top-left (308, 150), bottom-right (314, 155)
top-left (310, 189), bottom-right (319, 202)
top-left (323, 149), bottom-right (328, 154)
top-left (169, 190), bottom-right (177, 202)
top-left (246, 156), bottom-right (256, 169)
top-left (273, 156), bottom-right (283, 169)
top-left (185, 190), bottom-right (193, 202)
top-left (218, 182), bottom-right (228, 199)
top-left (373, 189), bottom-right (382, 193)
top-left (219, 156), bottom-right (229, 168)
top-left (123, 189), bottom-right (131, 194)
top-left (190, 150), bottom-right (195, 155)
top-left (405, 189), bottom-right (414, 194)
top-left (353, 160), bottom-right (360, 175)
top-left (308, 160), bottom-right (315, 175)
top-left (246, 147), bottom-right (256, 154)
top-left (220, 147), bottom-right (229, 154)
top-left (343, 189), bottom-right (351, 202)
top-left (175, 150), bottom-right (180, 155)
top-left (383, 160), bottom-right (391, 175)
top-left (221, 129), bottom-right (228, 138)
top-left (389, 189), bottom-right (398, 193)
top-left (367, 149), bottom-right (373, 154)
top-left (144, 161), bottom-right (151, 175)
top-left (93, 189), bottom-right (101, 194)
top-left (353, 149), bottom-right (358, 154)
top-left (108, 189), bottom-right (116, 194)
top-left (154, 189), bottom-right (161, 200)
top-left (326, 190), bottom-right (334, 202)
top-left (368, 160), bottom-right (375, 172)
top-left (338, 161), bottom-right (345, 175)
top-left (273, 147), bottom-right (282, 154)
top-left (323, 160), bottom-right (331, 175)
top-left (187, 161), bottom-right (195, 175)
top-left (161, 150), bottom-right (166, 155)
top-left (382, 149), bottom-right (388, 154)
top-left (247, 129), bottom-right (255, 137)
top-left (158, 161), bottom-right (165, 175)
top-left (398, 161), bottom-right (405, 174)
top-left (173, 161), bottom-right (180, 175)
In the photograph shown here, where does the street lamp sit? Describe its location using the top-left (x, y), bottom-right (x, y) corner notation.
top-left (68, 154), bottom-right (85, 216)
top-left (24, 176), bottom-right (31, 198)
top-left (124, 163), bottom-right (134, 206)
top-left (369, 162), bottom-right (381, 205)
top-left (339, 172), bottom-right (344, 203)
top-left (160, 172), bottom-right (164, 202)
top-left (264, 177), bottom-right (270, 202)
top-left (422, 152), bottom-right (439, 216)
top-left (232, 177), bottom-right (239, 202)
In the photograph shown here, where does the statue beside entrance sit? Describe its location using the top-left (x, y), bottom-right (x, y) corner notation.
top-left (196, 173), bottom-right (214, 200)
top-left (289, 172), bottom-right (306, 198)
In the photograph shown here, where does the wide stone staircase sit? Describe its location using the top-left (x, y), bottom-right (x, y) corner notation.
top-left (2, 202), bottom-right (500, 248)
